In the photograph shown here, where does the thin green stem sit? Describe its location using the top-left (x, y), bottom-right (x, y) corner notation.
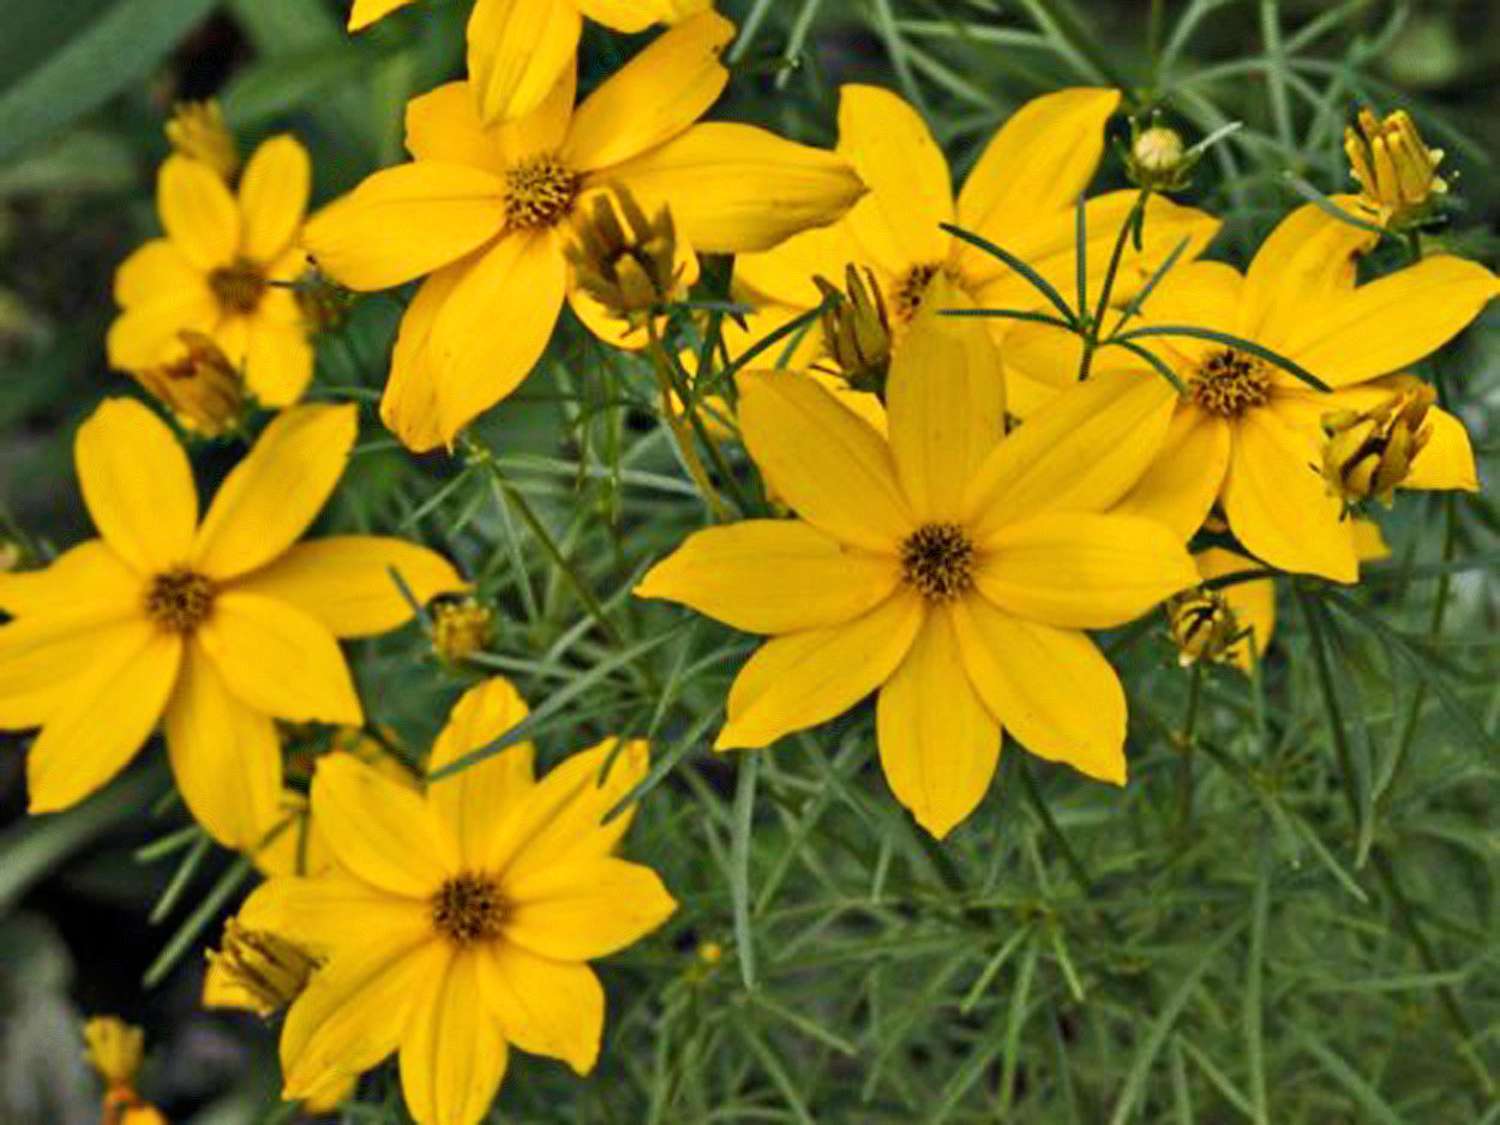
top-left (1176, 661), bottom-right (1203, 837)
top-left (1295, 583), bottom-right (1360, 831)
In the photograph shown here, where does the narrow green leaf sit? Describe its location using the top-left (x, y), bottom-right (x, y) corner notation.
top-left (1111, 324), bottom-right (1332, 392)
top-left (731, 753), bottom-right (760, 991)
top-left (941, 222), bottom-right (1080, 327)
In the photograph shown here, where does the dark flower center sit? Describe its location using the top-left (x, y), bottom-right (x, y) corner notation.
top-left (208, 258), bottom-right (268, 315)
top-left (143, 567), bottom-right (216, 633)
top-left (505, 153), bottom-right (582, 230)
top-left (1191, 348), bottom-right (1272, 418)
top-left (901, 523), bottom-right (975, 602)
top-left (431, 873), bottom-right (506, 944)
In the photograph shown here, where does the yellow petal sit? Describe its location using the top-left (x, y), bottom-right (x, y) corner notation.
top-left (163, 644), bottom-right (281, 849)
top-left (0, 539), bottom-right (138, 618)
top-left (159, 155), bottom-right (239, 270)
top-left (467, 0), bottom-right (581, 126)
top-left (349, 0), bottom-right (418, 30)
top-left (962, 370), bottom-right (1177, 545)
top-left (1285, 255), bottom-right (1499, 387)
top-left (381, 255), bottom-right (473, 452)
top-left (426, 677), bottom-right (537, 868)
top-left (27, 624), bottom-right (180, 812)
top-left (1404, 404), bottom-right (1478, 492)
top-left (239, 874), bottom-right (429, 953)
top-left (504, 856), bottom-right (676, 960)
top-left (1352, 518), bottom-right (1390, 562)
top-left (562, 10), bottom-right (733, 171)
top-left (243, 320), bottom-right (314, 407)
top-left (76, 397), bottom-right (198, 573)
top-left (974, 512), bottom-right (1197, 628)
top-left (247, 791), bottom-right (330, 878)
top-left (106, 289), bottom-right (220, 372)
top-left (427, 230), bottom-right (567, 444)
top-left (405, 82), bottom-right (506, 175)
top-left (875, 608), bottom-right (1000, 839)
top-left (737, 370), bottom-right (913, 552)
top-left (605, 123), bottom-right (865, 254)
top-left (311, 753), bottom-right (458, 896)
top-left (232, 536), bottom-right (465, 638)
top-left (886, 283), bottom-right (1005, 521)
top-left (399, 951), bottom-right (508, 1125)
top-left (951, 597), bottom-right (1125, 784)
top-left (0, 610), bottom-right (145, 730)
top-left (576, 0), bottom-right (671, 31)
top-left (480, 943), bottom-right (602, 1074)
top-left (197, 592), bottom-right (363, 723)
top-left (1111, 404), bottom-right (1230, 540)
top-left (634, 519), bottom-right (901, 634)
top-left (303, 163), bottom-right (506, 291)
top-left (238, 136), bottom-right (310, 264)
top-left (956, 87), bottom-right (1120, 237)
top-left (192, 403), bottom-right (356, 579)
top-left (1223, 408), bottom-right (1357, 582)
top-left (1195, 547), bottom-right (1275, 670)
top-left (716, 591), bottom-right (924, 749)
top-left (1132, 260), bottom-right (1245, 355)
top-left (114, 238), bottom-right (201, 307)
top-left (732, 220), bottom-right (868, 311)
top-left (494, 61), bottom-right (578, 162)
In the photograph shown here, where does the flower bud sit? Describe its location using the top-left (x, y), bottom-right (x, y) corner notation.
top-left (203, 918), bottom-right (320, 1018)
top-left (1124, 121), bottom-right (1196, 191)
top-left (1166, 589), bottom-right (1241, 667)
top-left (293, 264), bottom-right (354, 334)
top-left (813, 264), bottom-right (892, 395)
top-left (132, 331), bottom-right (245, 437)
top-left (1344, 107), bottom-right (1447, 229)
top-left (83, 1017), bottom-right (145, 1088)
top-left (165, 100), bottom-right (239, 181)
top-left (565, 186), bottom-right (684, 328)
top-left (1320, 382), bottom-right (1435, 508)
top-left (431, 597), bottom-right (494, 665)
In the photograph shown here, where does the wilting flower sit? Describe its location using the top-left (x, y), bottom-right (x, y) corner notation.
top-left (1320, 379), bottom-right (1436, 508)
top-left (306, 11), bottom-right (864, 451)
top-left (637, 295), bottom-right (1195, 837)
top-left (108, 136), bottom-right (317, 406)
top-left (1165, 585), bottom-right (1243, 668)
top-left (84, 1017), bottom-right (166, 1125)
top-left (431, 596), bottom-right (495, 664)
top-left (238, 676), bottom-right (676, 1125)
top-left (814, 264), bottom-right (893, 395)
top-left (0, 400), bottom-right (463, 847)
top-left (204, 918), bottom-right (320, 1018)
top-left (348, 0), bottom-right (710, 124)
top-left (732, 84), bottom-right (1220, 415)
top-left (1345, 107), bottom-right (1447, 228)
top-left (1005, 202), bottom-right (1493, 581)
top-left (565, 185), bottom-right (694, 343)
top-left (131, 330), bottom-right (245, 437)
top-left (165, 99), bottom-right (239, 181)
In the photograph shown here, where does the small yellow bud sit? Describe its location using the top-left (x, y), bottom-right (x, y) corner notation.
top-left (1124, 120), bottom-right (1197, 191)
top-left (698, 940), bottom-right (723, 965)
top-left (1166, 589), bottom-right (1241, 667)
top-left (565, 186), bottom-right (685, 329)
top-left (204, 919), bottom-right (320, 1017)
top-left (1320, 382), bottom-right (1436, 508)
top-left (813, 264), bottom-right (893, 395)
top-left (165, 100), bottom-right (239, 181)
top-left (0, 540), bottom-right (22, 572)
top-left (83, 1017), bottom-right (145, 1087)
top-left (431, 598), bottom-right (494, 665)
top-left (1344, 107), bottom-right (1447, 229)
top-left (132, 331), bottom-right (245, 437)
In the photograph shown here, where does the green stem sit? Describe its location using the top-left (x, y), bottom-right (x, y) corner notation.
top-left (646, 320), bottom-right (732, 520)
top-left (1295, 584), bottom-right (1360, 831)
top-left (1176, 661), bottom-right (1203, 836)
top-left (1025, 0), bottom-right (1138, 98)
top-left (1078, 188), bottom-right (1152, 383)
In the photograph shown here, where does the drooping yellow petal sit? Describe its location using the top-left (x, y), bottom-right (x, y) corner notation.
top-left (885, 284), bottom-right (1005, 521)
top-left (27, 624), bottom-right (180, 813)
top-left (381, 255), bottom-right (473, 452)
top-left (1195, 547), bottom-right (1276, 670)
top-left (159, 155), bottom-right (239, 270)
top-left (1403, 404), bottom-right (1478, 492)
top-left (1223, 408), bottom-right (1357, 582)
top-left (605, 123), bottom-right (865, 254)
top-left (480, 943), bottom-right (603, 1073)
top-left (0, 540), bottom-right (138, 617)
top-left (106, 288), bottom-right (220, 372)
top-left (876, 608), bottom-right (1000, 839)
top-left (956, 87), bottom-right (1120, 238)
top-left (303, 163), bottom-right (506, 291)
top-left (951, 597), bottom-right (1126, 784)
top-left (962, 370), bottom-right (1177, 545)
top-left (716, 591), bottom-right (924, 750)
top-left (76, 397), bottom-right (198, 574)
top-left (238, 136), bottom-right (310, 264)
top-left (426, 677), bottom-right (537, 868)
top-left (349, 0), bottom-right (418, 31)
top-left (399, 951), bottom-right (508, 1125)
top-left (1111, 404), bottom-right (1231, 540)
top-left (114, 238), bottom-right (202, 307)
top-left (0, 610), bottom-right (145, 729)
top-left (737, 371), bottom-right (913, 552)
top-left (311, 753), bottom-right (458, 896)
top-left (504, 856), bottom-right (676, 961)
top-left (467, 0), bottom-right (581, 126)
top-left (239, 874), bottom-right (430, 953)
top-left (634, 520), bottom-right (901, 634)
top-left (192, 404), bottom-right (356, 579)
top-left (975, 512), bottom-right (1196, 628)
top-left (163, 644), bottom-right (281, 849)
top-left (231, 537), bottom-right (465, 638)
top-left (562, 10), bottom-right (733, 171)
top-left (197, 592), bottom-right (363, 724)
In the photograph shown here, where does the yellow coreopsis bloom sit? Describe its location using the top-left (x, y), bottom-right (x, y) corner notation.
top-left (1006, 203), bottom-right (1494, 582)
top-left (732, 84), bottom-right (1222, 415)
top-left (304, 11), bottom-right (865, 452)
top-left (636, 294), bottom-right (1197, 837)
top-left (0, 399), bottom-right (463, 848)
top-left (238, 676), bottom-right (677, 1125)
top-left (108, 136), bottom-right (317, 406)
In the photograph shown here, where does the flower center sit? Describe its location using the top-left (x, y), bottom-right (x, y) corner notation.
top-left (901, 523), bottom-right (974, 602)
top-left (143, 567), bottom-right (216, 633)
top-left (1190, 348), bottom-right (1272, 418)
top-left (431, 873), bottom-right (506, 945)
top-left (890, 262), bottom-right (943, 323)
top-left (208, 258), bottom-right (268, 315)
top-left (505, 153), bottom-right (582, 230)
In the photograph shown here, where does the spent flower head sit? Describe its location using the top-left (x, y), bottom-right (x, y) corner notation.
top-left (1345, 106), bottom-right (1448, 229)
top-left (814, 264), bottom-right (893, 395)
top-left (131, 330), bottom-right (246, 437)
top-left (565, 185), bottom-right (685, 329)
top-left (1320, 380), bottom-right (1437, 508)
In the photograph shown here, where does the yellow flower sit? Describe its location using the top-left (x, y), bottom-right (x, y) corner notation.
top-left (131, 330), bottom-right (246, 437)
top-left (108, 136), bottom-right (317, 407)
top-left (1345, 107), bottom-right (1447, 228)
top-left (84, 1017), bottom-right (167, 1125)
top-left (304, 11), bottom-right (865, 451)
top-left (431, 597), bottom-right (496, 664)
top-left (1006, 202), bottom-right (1494, 582)
top-left (165, 99), bottom-right (239, 181)
top-left (0, 400), bottom-right (463, 848)
top-left (348, 0), bottom-right (711, 124)
top-left (636, 292), bottom-right (1197, 837)
top-left (237, 675), bottom-right (677, 1125)
top-left (733, 85), bottom-right (1221, 417)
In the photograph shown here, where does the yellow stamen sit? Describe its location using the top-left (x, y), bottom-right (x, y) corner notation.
top-left (890, 262), bottom-right (942, 323)
top-left (165, 100), bottom-right (239, 181)
top-left (901, 523), bottom-right (974, 602)
top-left (505, 153), bottom-right (582, 230)
top-left (431, 598), bottom-right (495, 664)
top-left (431, 873), bottom-right (507, 944)
top-left (1191, 348), bottom-right (1271, 418)
top-left (143, 567), bottom-right (216, 633)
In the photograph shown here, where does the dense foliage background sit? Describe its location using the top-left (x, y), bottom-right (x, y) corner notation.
top-left (0, 0), bottom-right (1496, 1121)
